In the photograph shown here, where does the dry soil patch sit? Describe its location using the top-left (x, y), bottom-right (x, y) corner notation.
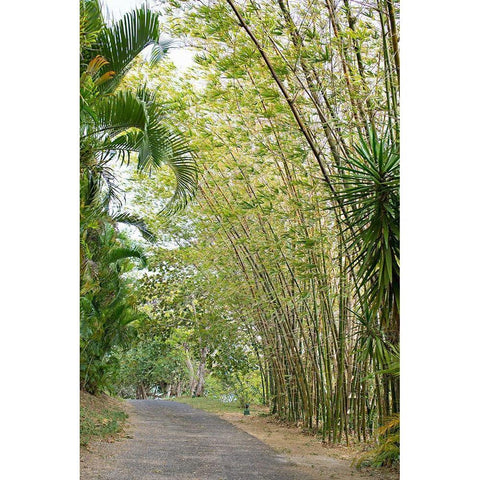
top-left (219, 410), bottom-right (399, 480)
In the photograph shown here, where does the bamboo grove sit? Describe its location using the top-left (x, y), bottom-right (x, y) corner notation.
top-left (148, 0), bottom-right (400, 443)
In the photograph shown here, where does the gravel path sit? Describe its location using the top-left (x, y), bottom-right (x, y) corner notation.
top-left (81, 399), bottom-right (318, 480)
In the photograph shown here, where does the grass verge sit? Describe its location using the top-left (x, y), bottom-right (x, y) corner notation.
top-left (80, 390), bottom-right (129, 447)
top-left (171, 396), bottom-right (261, 415)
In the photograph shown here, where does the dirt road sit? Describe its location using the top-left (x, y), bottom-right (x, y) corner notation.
top-left (81, 399), bottom-right (319, 480)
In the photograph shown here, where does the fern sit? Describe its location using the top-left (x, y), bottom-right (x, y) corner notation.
top-left (355, 414), bottom-right (399, 468)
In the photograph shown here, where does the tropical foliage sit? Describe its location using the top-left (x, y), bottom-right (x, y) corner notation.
top-left (79, 0), bottom-right (400, 469)
top-left (79, 0), bottom-right (196, 393)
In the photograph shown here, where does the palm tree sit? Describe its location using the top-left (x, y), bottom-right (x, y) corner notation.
top-left (80, 0), bottom-right (197, 212)
top-left (79, 0), bottom-right (197, 393)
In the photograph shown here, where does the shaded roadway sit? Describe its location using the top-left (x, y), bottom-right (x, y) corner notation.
top-left (83, 399), bottom-right (319, 480)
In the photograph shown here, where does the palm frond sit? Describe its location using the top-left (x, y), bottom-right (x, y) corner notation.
top-left (88, 89), bottom-right (197, 211)
top-left (93, 5), bottom-right (163, 93)
top-left (106, 246), bottom-right (147, 268)
top-left (150, 40), bottom-right (175, 64)
top-left (112, 212), bottom-right (157, 242)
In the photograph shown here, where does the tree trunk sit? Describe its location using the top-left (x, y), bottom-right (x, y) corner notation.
top-left (136, 383), bottom-right (147, 399)
top-left (194, 346), bottom-right (209, 397)
top-left (184, 343), bottom-right (197, 395)
top-left (176, 382), bottom-right (183, 397)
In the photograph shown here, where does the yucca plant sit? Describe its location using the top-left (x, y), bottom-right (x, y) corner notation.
top-left (335, 130), bottom-right (399, 331)
top-left (334, 130), bottom-right (400, 419)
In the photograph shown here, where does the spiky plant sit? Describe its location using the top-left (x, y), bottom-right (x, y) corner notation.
top-left (335, 130), bottom-right (400, 419)
top-left (335, 130), bottom-right (399, 335)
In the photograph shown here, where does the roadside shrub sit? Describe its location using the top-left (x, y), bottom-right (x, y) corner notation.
top-left (355, 414), bottom-right (399, 468)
